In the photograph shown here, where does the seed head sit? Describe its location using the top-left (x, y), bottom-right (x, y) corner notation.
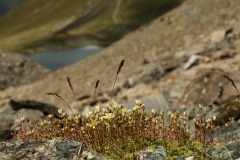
top-left (221, 72), bottom-right (239, 94)
top-left (117, 60), bottom-right (125, 75)
top-left (67, 76), bottom-right (73, 90)
top-left (46, 92), bottom-right (61, 98)
top-left (95, 80), bottom-right (100, 89)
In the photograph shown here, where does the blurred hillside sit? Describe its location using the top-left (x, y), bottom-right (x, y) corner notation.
top-left (0, 0), bottom-right (184, 54)
top-left (0, 0), bottom-right (26, 16)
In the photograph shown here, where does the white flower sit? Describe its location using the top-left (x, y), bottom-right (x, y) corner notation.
top-left (90, 120), bottom-right (98, 129)
top-left (160, 110), bottom-right (164, 116)
top-left (134, 105), bottom-right (141, 110)
top-left (193, 118), bottom-right (196, 123)
top-left (167, 111), bottom-right (171, 116)
top-left (48, 114), bottom-right (54, 118)
top-left (86, 114), bottom-right (90, 119)
top-left (199, 104), bottom-right (204, 109)
top-left (104, 113), bottom-right (114, 120)
top-left (206, 118), bottom-right (211, 123)
top-left (74, 115), bottom-right (81, 123)
top-left (95, 106), bottom-right (100, 112)
top-left (21, 117), bottom-right (26, 122)
top-left (122, 108), bottom-right (130, 113)
top-left (135, 100), bottom-right (142, 105)
top-left (88, 111), bottom-right (92, 115)
top-left (58, 109), bottom-right (63, 114)
top-left (27, 130), bottom-right (35, 135)
top-left (151, 109), bottom-right (156, 114)
top-left (58, 109), bottom-right (66, 117)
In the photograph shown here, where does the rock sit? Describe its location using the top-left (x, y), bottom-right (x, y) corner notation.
top-left (212, 49), bottom-right (238, 61)
top-left (178, 155), bottom-right (186, 160)
top-left (0, 51), bottom-right (50, 91)
top-left (157, 67), bottom-right (198, 107)
top-left (138, 62), bottom-right (164, 84)
top-left (233, 39), bottom-right (240, 49)
top-left (10, 100), bottom-right (61, 117)
top-left (211, 138), bottom-right (240, 160)
top-left (233, 28), bottom-right (240, 38)
top-left (0, 138), bottom-right (107, 160)
top-left (177, 67), bottom-right (240, 108)
top-left (142, 49), bottom-right (160, 63)
top-left (136, 139), bottom-right (240, 160)
top-left (161, 52), bottom-right (180, 72)
top-left (0, 108), bottom-right (44, 141)
top-left (211, 30), bottom-right (227, 43)
top-left (184, 55), bottom-right (202, 70)
top-left (174, 44), bottom-right (206, 60)
top-left (217, 102), bottom-right (240, 126)
top-left (185, 156), bottom-right (194, 160)
top-left (136, 146), bottom-right (167, 160)
top-left (119, 83), bottom-right (152, 100)
top-left (123, 78), bottom-right (135, 89)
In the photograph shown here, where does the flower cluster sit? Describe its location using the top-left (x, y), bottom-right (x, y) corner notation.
top-left (13, 101), bottom-right (238, 159)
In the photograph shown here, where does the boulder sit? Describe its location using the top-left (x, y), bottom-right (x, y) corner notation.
top-left (212, 49), bottom-right (238, 61)
top-left (136, 146), bottom-right (167, 160)
top-left (211, 30), bottom-right (227, 43)
top-left (0, 51), bottom-right (50, 91)
top-left (119, 83), bottom-right (153, 100)
top-left (0, 138), bottom-right (107, 160)
top-left (0, 108), bottom-right (44, 141)
top-left (177, 67), bottom-right (240, 108)
top-left (138, 62), bottom-right (165, 84)
top-left (211, 138), bottom-right (240, 160)
top-left (10, 100), bottom-right (60, 117)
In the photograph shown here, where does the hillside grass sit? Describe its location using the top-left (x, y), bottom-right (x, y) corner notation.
top-left (0, 0), bottom-right (184, 53)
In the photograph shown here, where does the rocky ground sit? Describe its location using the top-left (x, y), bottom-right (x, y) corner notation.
top-left (1, 0), bottom-right (240, 159)
top-left (0, 50), bottom-right (50, 91)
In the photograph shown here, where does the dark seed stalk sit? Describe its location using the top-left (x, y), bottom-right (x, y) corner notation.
top-left (46, 92), bottom-right (75, 115)
top-left (67, 76), bottom-right (81, 115)
top-left (110, 60), bottom-right (124, 104)
top-left (221, 72), bottom-right (240, 95)
top-left (92, 80), bottom-right (100, 112)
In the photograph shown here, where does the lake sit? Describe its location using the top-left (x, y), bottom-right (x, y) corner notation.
top-left (27, 46), bottom-right (103, 71)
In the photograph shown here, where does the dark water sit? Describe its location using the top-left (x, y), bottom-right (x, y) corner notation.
top-left (27, 46), bottom-right (103, 71)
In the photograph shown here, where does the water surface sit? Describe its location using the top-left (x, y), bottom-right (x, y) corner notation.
top-left (28, 46), bottom-right (103, 71)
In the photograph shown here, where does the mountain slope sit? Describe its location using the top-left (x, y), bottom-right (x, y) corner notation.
top-left (1, 0), bottom-right (240, 117)
top-left (0, 0), bottom-right (26, 16)
top-left (0, 0), bottom-right (184, 53)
